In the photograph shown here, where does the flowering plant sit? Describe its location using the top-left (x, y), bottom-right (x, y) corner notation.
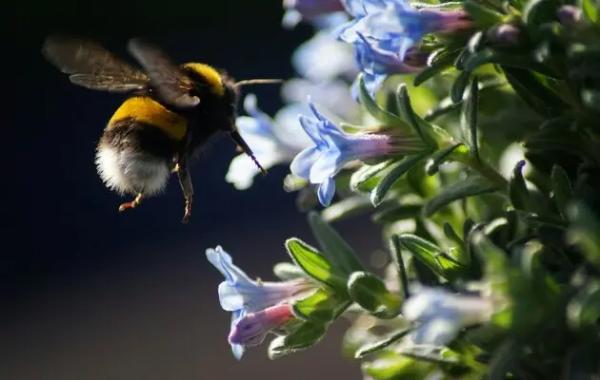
top-left (212, 0), bottom-right (600, 377)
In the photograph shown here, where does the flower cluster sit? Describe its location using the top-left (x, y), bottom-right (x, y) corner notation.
top-left (206, 0), bottom-right (600, 378)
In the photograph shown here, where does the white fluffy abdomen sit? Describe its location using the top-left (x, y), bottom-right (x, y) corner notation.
top-left (95, 145), bottom-right (170, 196)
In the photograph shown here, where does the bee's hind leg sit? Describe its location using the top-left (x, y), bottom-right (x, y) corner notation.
top-left (176, 162), bottom-right (194, 224)
top-left (118, 193), bottom-right (143, 213)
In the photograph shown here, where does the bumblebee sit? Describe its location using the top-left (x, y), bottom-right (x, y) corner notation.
top-left (43, 36), bottom-right (276, 223)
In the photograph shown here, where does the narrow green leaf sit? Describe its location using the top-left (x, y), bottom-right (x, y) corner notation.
top-left (398, 234), bottom-right (464, 280)
top-left (350, 160), bottom-right (394, 193)
top-left (425, 143), bottom-right (464, 175)
top-left (464, 0), bottom-right (505, 26)
top-left (293, 288), bottom-right (348, 323)
top-left (355, 328), bottom-right (412, 358)
top-left (504, 67), bottom-right (565, 117)
top-left (396, 84), bottom-right (427, 142)
top-left (423, 176), bottom-right (497, 216)
top-left (508, 160), bottom-right (530, 211)
top-left (567, 280), bottom-right (600, 331)
top-left (285, 238), bottom-right (347, 292)
top-left (461, 77), bottom-right (480, 159)
top-left (583, 0), bottom-right (599, 23)
top-left (372, 204), bottom-right (422, 224)
top-left (371, 154), bottom-right (427, 206)
top-left (390, 235), bottom-right (410, 299)
top-left (464, 50), bottom-right (559, 78)
top-left (358, 75), bottom-right (406, 127)
top-left (451, 71), bottom-right (471, 103)
top-left (268, 321), bottom-right (327, 359)
top-left (551, 165), bottom-right (572, 218)
top-left (414, 49), bottom-right (460, 86)
top-left (273, 262), bottom-right (306, 281)
top-left (321, 196), bottom-right (373, 222)
top-left (307, 212), bottom-right (364, 275)
top-left (347, 271), bottom-right (402, 318)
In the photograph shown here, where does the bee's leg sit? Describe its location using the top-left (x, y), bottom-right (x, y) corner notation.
top-left (118, 193), bottom-right (143, 213)
top-left (177, 163), bottom-right (194, 224)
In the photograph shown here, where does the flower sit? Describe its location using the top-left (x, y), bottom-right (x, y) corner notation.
top-left (558, 5), bottom-right (582, 26)
top-left (290, 103), bottom-right (426, 206)
top-left (282, 0), bottom-right (347, 28)
top-left (402, 287), bottom-right (493, 346)
top-left (228, 304), bottom-right (294, 346)
top-left (338, 0), bottom-right (471, 95)
top-left (226, 95), bottom-right (311, 190)
top-left (292, 31), bottom-right (358, 82)
top-left (206, 246), bottom-right (314, 359)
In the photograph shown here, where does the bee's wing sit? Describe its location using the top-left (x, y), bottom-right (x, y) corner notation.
top-left (42, 35), bottom-right (149, 92)
top-left (127, 38), bottom-right (200, 109)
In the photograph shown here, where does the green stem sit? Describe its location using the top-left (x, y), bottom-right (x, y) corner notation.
top-left (465, 157), bottom-right (509, 190)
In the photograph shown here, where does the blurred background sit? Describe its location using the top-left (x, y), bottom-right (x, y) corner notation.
top-left (3, 1), bottom-right (381, 379)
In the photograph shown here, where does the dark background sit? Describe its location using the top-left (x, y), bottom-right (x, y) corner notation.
top-left (3, 1), bottom-right (380, 379)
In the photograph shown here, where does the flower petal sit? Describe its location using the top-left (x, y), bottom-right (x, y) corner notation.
top-left (218, 281), bottom-right (246, 311)
top-left (291, 147), bottom-right (321, 179)
top-left (318, 177), bottom-right (337, 206)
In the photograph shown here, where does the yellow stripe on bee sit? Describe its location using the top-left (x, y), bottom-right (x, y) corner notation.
top-left (183, 62), bottom-right (225, 96)
top-left (108, 97), bottom-right (187, 140)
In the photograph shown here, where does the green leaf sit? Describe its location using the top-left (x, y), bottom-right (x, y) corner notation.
top-left (398, 346), bottom-right (461, 365)
top-left (285, 238), bottom-right (347, 292)
top-left (347, 271), bottom-right (402, 318)
top-left (503, 67), bottom-right (565, 117)
top-left (268, 321), bottom-right (327, 359)
top-left (396, 84), bottom-right (428, 143)
top-left (358, 75), bottom-right (407, 127)
top-left (551, 165), bottom-right (572, 218)
top-left (307, 212), bottom-right (364, 275)
top-left (293, 288), bottom-right (350, 323)
top-left (372, 203), bottom-right (422, 224)
top-left (363, 354), bottom-right (435, 380)
top-left (425, 143), bottom-right (464, 175)
top-left (582, 0), bottom-right (599, 23)
top-left (567, 280), bottom-right (600, 331)
top-left (398, 234), bottom-right (464, 280)
top-left (321, 196), bottom-right (373, 222)
top-left (451, 71), bottom-right (471, 103)
top-left (567, 203), bottom-right (600, 270)
top-left (463, 0), bottom-right (505, 26)
top-left (273, 262), bottom-right (306, 281)
top-left (371, 154), bottom-right (427, 206)
top-left (350, 160), bottom-right (394, 193)
top-left (461, 77), bottom-right (480, 159)
top-left (413, 49), bottom-right (460, 86)
top-left (464, 50), bottom-right (560, 78)
top-left (423, 176), bottom-right (497, 216)
top-left (390, 235), bottom-right (410, 299)
top-left (508, 160), bottom-right (530, 211)
top-left (355, 328), bottom-right (412, 358)
top-left (444, 223), bottom-right (470, 265)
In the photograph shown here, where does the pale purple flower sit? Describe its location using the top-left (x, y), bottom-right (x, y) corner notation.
top-left (558, 5), bottom-right (582, 26)
top-left (226, 95), bottom-right (311, 190)
top-left (403, 287), bottom-right (493, 346)
top-left (489, 24), bottom-right (521, 45)
top-left (290, 103), bottom-right (426, 206)
top-left (228, 304), bottom-right (294, 346)
top-left (206, 246), bottom-right (314, 358)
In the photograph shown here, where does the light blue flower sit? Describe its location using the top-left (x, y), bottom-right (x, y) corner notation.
top-left (206, 246), bottom-right (314, 359)
top-left (338, 0), bottom-right (471, 95)
top-left (226, 95), bottom-right (311, 190)
top-left (290, 103), bottom-right (425, 206)
top-left (228, 304), bottom-right (294, 347)
top-left (283, 0), bottom-right (347, 29)
top-left (403, 287), bottom-right (493, 346)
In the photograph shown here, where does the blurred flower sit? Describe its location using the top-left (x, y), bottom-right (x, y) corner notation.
top-left (290, 103), bottom-right (426, 206)
top-left (292, 31), bottom-right (358, 82)
top-left (403, 287), bottom-right (493, 346)
top-left (283, 0), bottom-right (347, 28)
top-left (558, 5), bottom-right (582, 26)
top-left (228, 304), bottom-right (294, 346)
top-left (226, 95), bottom-right (311, 190)
top-left (338, 0), bottom-right (471, 94)
top-left (282, 79), bottom-right (360, 121)
top-left (206, 246), bottom-right (314, 358)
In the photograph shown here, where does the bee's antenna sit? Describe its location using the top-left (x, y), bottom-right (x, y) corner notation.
top-left (235, 79), bottom-right (283, 87)
top-left (230, 131), bottom-right (267, 175)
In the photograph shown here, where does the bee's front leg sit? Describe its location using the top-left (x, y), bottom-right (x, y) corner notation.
top-left (176, 161), bottom-right (194, 224)
top-left (118, 193), bottom-right (143, 213)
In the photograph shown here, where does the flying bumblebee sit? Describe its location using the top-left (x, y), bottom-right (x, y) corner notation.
top-left (43, 36), bottom-right (277, 223)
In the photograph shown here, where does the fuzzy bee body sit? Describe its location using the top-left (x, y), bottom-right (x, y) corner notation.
top-left (43, 36), bottom-right (267, 222)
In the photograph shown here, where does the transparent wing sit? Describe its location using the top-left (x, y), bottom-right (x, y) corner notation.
top-left (127, 38), bottom-right (200, 108)
top-left (42, 35), bottom-right (149, 92)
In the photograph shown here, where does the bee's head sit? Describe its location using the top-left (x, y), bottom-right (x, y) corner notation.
top-left (95, 125), bottom-right (174, 196)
